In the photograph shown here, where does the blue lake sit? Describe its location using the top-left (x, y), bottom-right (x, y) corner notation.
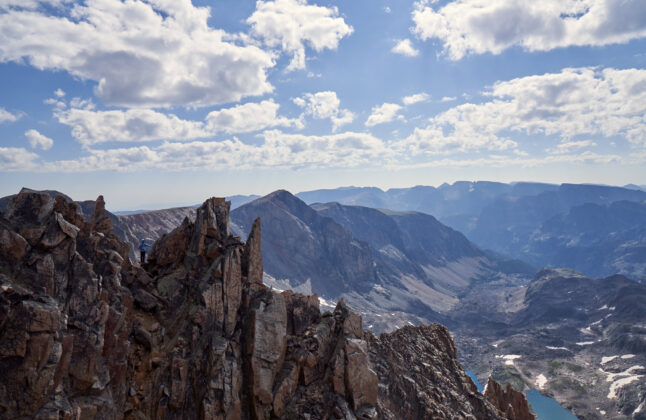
top-left (465, 371), bottom-right (579, 420)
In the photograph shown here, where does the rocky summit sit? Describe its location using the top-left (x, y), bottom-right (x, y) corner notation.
top-left (0, 189), bottom-right (532, 419)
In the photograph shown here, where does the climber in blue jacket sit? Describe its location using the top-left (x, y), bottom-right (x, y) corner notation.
top-left (138, 239), bottom-right (151, 264)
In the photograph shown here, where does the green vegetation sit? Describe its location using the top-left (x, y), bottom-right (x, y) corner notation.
top-left (548, 377), bottom-right (586, 396)
top-left (492, 365), bottom-right (526, 392)
top-left (565, 362), bottom-right (583, 373)
top-left (547, 360), bottom-right (562, 376)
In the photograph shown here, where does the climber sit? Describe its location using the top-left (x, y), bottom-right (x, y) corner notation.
top-left (138, 239), bottom-right (151, 264)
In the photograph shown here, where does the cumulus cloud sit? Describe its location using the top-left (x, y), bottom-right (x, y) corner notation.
top-left (0, 147), bottom-right (39, 171)
top-left (205, 100), bottom-right (303, 134)
top-left (54, 88), bottom-right (65, 98)
top-left (55, 100), bottom-right (299, 145)
top-left (392, 39), bottom-right (419, 57)
top-left (401, 67), bottom-right (646, 154)
top-left (0, 0), bottom-right (274, 108)
top-left (330, 110), bottom-right (356, 132)
top-left (366, 103), bottom-right (403, 127)
top-left (25, 129), bottom-right (54, 150)
top-left (412, 0), bottom-right (646, 60)
top-left (0, 0), bottom-right (72, 8)
top-left (37, 130), bottom-right (390, 172)
top-left (402, 93), bottom-right (430, 105)
top-left (293, 91), bottom-right (355, 131)
top-left (441, 96), bottom-right (457, 102)
top-left (0, 107), bottom-right (20, 123)
top-left (56, 108), bottom-right (208, 146)
top-left (248, 0), bottom-right (353, 71)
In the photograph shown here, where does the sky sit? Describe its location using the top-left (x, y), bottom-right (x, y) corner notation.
top-left (1, 0), bottom-right (645, 210)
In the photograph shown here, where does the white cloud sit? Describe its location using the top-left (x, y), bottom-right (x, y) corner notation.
top-left (0, 147), bottom-right (39, 171)
top-left (0, 0), bottom-right (72, 9)
top-left (293, 91), bottom-right (355, 131)
top-left (36, 130), bottom-right (390, 172)
top-left (366, 103), bottom-right (403, 127)
top-left (401, 67), bottom-right (646, 154)
top-left (294, 91), bottom-right (339, 119)
top-left (402, 92), bottom-right (430, 105)
top-left (392, 39), bottom-right (419, 57)
top-left (0, 107), bottom-right (20, 123)
top-left (396, 151), bottom-right (628, 170)
top-left (331, 109), bottom-right (356, 132)
top-left (56, 108), bottom-right (209, 145)
top-left (384, 6), bottom-right (391, 14)
top-left (25, 129), bottom-right (54, 150)
top-left (441, 96), bottom-right (457, 102)
top-left (548, 140), bottom-right (596, 154)
top-left (0, 0), bottom-right (274, 108)
top-left (54, 88), bottom-right (65, 98)
top-left (248, 0), bottom-right (353, 71)
top-left (412, 0), bottom-right (646, 60)
top-left (205, 100), bottom-right (303, 134)
top-left (55, 100), bottom-right (299, 145)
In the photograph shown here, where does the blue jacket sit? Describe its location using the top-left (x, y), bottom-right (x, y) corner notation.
top-left (138, 240), bottom-right (151, 251)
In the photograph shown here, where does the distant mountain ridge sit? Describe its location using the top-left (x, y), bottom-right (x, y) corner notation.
top-left (296, 181), bottom-right (559, 220)
top-left (297, 182), bottom-right (646, 282)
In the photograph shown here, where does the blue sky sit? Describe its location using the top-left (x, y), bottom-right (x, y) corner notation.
top-left (1, 0), bottom-right (645, 210)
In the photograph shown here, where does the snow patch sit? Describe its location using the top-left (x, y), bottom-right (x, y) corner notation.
top-left (496, 355), bottom-right (521, 366)
top-left (608, 376), bottom-right (642, 399)
top-left (378, 244), bottom-right (406, 261)
top-left (601, 356), bottom-right (618, 365)
top-left (621, 354), bottom-right (635, 359)
top-left (599, 365), bottom-right (645, 399)
top-left (599, 304), bottom-right (608, 310)
top-left (580, 327), bottom-right (594, 335)
top-left (576, 341), bottom-right (596, 346)
top-left (635, 401), bottom-right (644, 414)
top-left (546, 346), bottom-right (569, 351)
top-left (535, 374), bottom-right (547, 390)
top-left (318, 296), bottom-right (337, 310)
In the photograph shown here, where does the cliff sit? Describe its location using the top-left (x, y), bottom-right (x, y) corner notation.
top-left (0, 189), bottom-right (531, 419)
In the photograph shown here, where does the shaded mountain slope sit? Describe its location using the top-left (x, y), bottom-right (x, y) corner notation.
top-left (230, 190), bottom-right (379, 298)
top-left (229, 191), bottom-right (532, 332)
top-left (523, 201), bottom-right (646, 282)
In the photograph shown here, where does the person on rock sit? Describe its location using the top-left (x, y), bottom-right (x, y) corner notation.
top-left (138, 239), bottom-right (151, 264)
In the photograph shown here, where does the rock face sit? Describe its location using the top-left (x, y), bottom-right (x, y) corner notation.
top-left (0, 189), bottom-right (526, 419)
top-left (484, 378), bottom-right (534, 420)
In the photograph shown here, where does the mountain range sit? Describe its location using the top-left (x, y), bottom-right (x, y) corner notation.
top-left (296, 182), bottom-right (646, 283)
top-left (228, 190), bottom-right (532, 332)
top-left (2, 184), bottom-right (645, 418)
top-left (0, 188), bottom-right (532, 419)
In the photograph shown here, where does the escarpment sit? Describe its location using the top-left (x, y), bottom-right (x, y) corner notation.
top-left (0, 189), bottom-right (531, 419)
